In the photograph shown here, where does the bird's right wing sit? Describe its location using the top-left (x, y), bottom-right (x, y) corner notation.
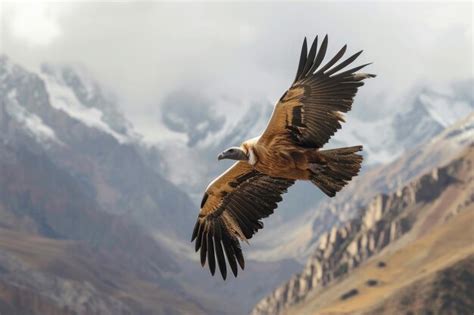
top-left (191, 161), bottom-right (294, 279)
top-left (259, 35), bottom-right (375, 149)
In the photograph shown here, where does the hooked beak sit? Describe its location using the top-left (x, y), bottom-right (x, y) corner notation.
top-left (217, 147), bottom-right (248, 161)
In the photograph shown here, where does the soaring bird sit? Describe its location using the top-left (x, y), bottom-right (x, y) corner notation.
top-left (191, 35), bottom-right (375, 279)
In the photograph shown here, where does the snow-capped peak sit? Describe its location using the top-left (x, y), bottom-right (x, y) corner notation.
top-left (38, 70), bottom-right (130, 144)
top-left (5, 89), bottom-right (62, 146)
top-left (327, 83), bottom-right (473, 166)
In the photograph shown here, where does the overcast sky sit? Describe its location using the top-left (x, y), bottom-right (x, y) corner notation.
top-left (1, 1), bottom-right (472, 142)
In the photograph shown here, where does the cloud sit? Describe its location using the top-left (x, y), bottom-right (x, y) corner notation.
top-left (0, 1), bottom-right (69, 47)
top-left (0, 1), bottom-right (472, 141)
top-left (161, 89), bottom-right (225, 147)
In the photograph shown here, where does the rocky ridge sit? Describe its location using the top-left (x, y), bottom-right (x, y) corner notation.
top-left (251, 144), bottom-right (473, 315)
top-left (249, 114), bottom-right (474, 264)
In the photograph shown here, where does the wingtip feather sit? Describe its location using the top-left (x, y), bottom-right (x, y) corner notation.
top-left (191, 220), bottom-right (199, 242)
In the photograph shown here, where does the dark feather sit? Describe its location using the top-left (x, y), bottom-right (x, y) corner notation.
top-left (233, 242), bottom-right (245, 269)
top-left (301, 36), bottom-right (318, 78)
top-left (222, 237), bottom-right (238, 277)
top-left (307, 34), bottom-right (328, 75)
top-left (207, 232), bottom-right (216, 275)
top-left (200, 192), bottom-right (209, 208)
top-left (294, 37), bottom-right (308, 83)
top-left (314, 44), bottom-right (347, 76)
top-left (332, 63), bottom-right (373, 79)
top-left (214, 225), bottom-right (227, 280)
top-left (195, 223), bottom-right (203, 251)
top-left (200, 229), bottom-right (207, 267)
top-left (325, 50), bottom-right (363, 76)
top-left (191, 220), bottom-right (199, 241)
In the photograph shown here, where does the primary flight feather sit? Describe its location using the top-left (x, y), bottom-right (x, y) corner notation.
top-left (191, 35), bottom-right (375, 279)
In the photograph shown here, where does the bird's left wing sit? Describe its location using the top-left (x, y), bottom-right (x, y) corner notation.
top-left (259, 35), bottom-right (375, 149)
top-left (191, 161), bottom-right (294, 279)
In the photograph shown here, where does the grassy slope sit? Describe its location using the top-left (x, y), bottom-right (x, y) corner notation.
top-left (290, 207), bottom-right (473, 315)
top-left (0, 228), bottom-right (207, 315)
top-left (366, 254), bottom-right (474, 315)
top-left (284, 147), bottom-right (474, 315)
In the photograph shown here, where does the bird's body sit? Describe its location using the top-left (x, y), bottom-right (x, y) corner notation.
top-left (191, 35), bottom-right (375, 279)
top-left (242, 136), bottom-right (316, 180)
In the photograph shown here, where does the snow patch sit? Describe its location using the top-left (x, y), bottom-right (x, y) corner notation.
top-left (6, 89), bottom-right (62, 145)
top-left (39, 72), bottom-right (129, 144)
top-left (419, 93), bottom-right (472, 127)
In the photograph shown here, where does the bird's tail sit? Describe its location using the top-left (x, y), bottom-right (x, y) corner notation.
top-left (308, 146), bottom-right (363, 197)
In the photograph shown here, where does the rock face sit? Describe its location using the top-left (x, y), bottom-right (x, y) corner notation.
top-left (0, 55), bottom-right (195, 241)
top-left (0, 137), bottom-right (213, 314)
top-left (251, 146), bottom-right (472, 315)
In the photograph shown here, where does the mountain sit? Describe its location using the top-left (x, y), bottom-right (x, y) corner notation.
top-left (328, 82), bottom-right (473, 164)
top-left (40, 63), bottom-right (136, 138)
top-left (0, 55), bottom-right (303, 315)
top-left (1, 54), bottom-right (472, 315)
top-left (251, 137), bottom-right (474, 315)
top-left (0, 56), bottom-right (220, 314)
top-left (0, 139), bottom-right (213, 314)
top-left (0, 55), bottom-right (195, 241)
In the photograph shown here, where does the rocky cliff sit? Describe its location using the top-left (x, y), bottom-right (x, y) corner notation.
top-left (251, 144), bottom-right (474, 315)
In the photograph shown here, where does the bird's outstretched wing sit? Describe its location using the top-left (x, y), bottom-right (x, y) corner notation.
top-left (191, 162), bottom-right (294, 279)
top-left (259, 35), bottom-right (375, 148)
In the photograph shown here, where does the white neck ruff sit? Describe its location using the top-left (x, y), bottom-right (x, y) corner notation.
top-left (248, 148), bottom-right (257, 166)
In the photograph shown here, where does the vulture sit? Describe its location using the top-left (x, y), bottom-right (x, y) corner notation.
top-left (191, 35), bottom-right (375, 279)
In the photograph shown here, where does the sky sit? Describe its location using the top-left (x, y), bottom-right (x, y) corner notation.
top-left (0, 0), bottom-right (472, 143)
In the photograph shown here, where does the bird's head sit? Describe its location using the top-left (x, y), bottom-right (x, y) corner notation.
top-left (217, 147), bottom-right (248, 161)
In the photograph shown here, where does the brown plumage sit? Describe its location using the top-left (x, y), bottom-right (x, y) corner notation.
top-left (191, 35), bottom-right (375, 279)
